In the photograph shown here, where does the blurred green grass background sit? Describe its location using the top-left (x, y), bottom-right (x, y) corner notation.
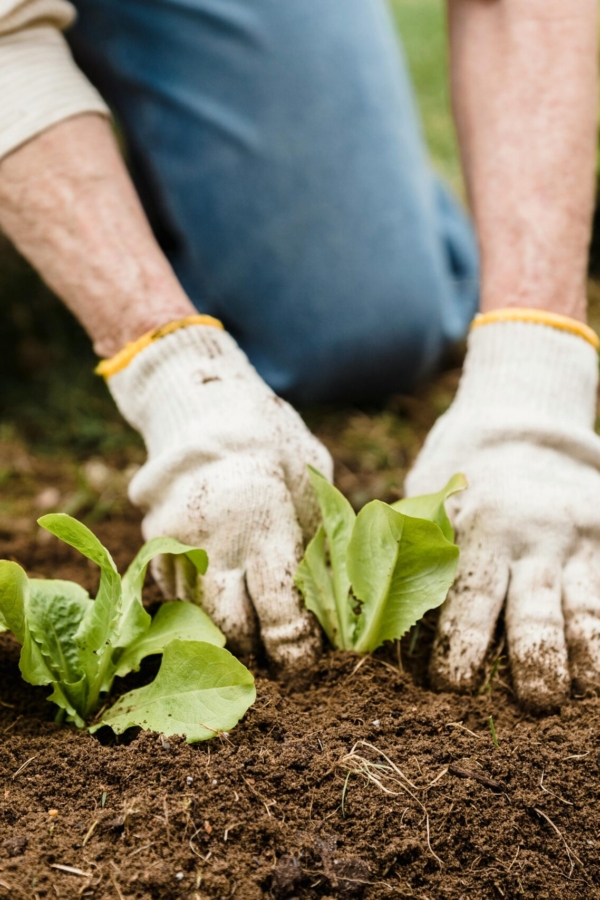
top-left (392, 0), bottom-right (461, 193)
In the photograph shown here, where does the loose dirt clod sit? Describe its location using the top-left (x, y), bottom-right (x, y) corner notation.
top-left (272, 854), bottom-right (303, 897)
top-left (0, 836), bottom-right (27, 858)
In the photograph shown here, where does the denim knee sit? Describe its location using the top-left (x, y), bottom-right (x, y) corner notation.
top-left (68, 0), bottom-right (479, 404)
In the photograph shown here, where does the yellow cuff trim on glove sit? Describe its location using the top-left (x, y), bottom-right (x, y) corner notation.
top-left (471, 308), bottom-right (600, 351)
top-left (95, 314), bottom-right (224, 379)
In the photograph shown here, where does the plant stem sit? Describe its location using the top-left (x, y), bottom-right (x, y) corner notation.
top-left (84, 646), bottom-right (114, 719)
top-left (488, 715), bottom-right (499, 748)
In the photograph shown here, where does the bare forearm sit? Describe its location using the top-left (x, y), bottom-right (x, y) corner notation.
top-left (448, 0), bottom-right (598, 322)
top-left (0, 114), bottom-right (195, 356)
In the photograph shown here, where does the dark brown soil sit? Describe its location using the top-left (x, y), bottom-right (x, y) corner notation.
top-left (1, 518), bottom-right (599, 900)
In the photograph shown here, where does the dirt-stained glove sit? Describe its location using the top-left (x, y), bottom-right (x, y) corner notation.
top-left (405, 314), bottom-right (600, 711)
top-left (104, 320), bottom-right (333, 673)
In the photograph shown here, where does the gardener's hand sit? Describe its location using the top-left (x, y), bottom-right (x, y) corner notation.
top-left (405, 318), bottom-right (600, 711)
top-left (105, 322), bottom-right (332, 673)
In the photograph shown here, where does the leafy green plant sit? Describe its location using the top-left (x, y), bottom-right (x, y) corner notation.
top-left (0, 514), bottom-right (255, 742)
top-left (295, 469), bottom-right (465, 653)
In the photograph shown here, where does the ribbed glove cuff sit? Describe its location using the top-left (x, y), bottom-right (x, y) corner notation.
top-left (107, 326), bottom-right (269, 453)
top-left (455, 322), bottom-right (599, 428)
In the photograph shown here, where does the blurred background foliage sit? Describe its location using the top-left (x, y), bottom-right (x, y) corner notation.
top-left (392, 0), bottom-right (462, 194)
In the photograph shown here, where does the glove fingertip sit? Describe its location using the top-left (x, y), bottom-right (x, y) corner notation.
top-left (510, 652), bottom-right (570, 714)
top-left (429, 633), bottom-right (485, 694)
top-left (262, 613), bottom-right (323, 682)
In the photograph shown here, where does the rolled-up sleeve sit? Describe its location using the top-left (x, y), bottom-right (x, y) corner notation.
top-left (0, 1), bottom-right (109, 161)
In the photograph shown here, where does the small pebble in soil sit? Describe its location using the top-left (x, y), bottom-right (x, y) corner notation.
top-left (186, 776), bottom-right (193, 786)
top-left (175, 871), bottom-right (184, 881)
top-left (371, 719), bottom-right (381, 728)
top-left (48, 809), bottom-right (58, 818)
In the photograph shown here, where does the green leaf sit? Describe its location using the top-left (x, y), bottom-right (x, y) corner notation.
top-left (18, 634), bottom-right (53, 689)
top-left (391, 473), bottom-right (467, 542)
top-left (1, 523), bottom-right (246, 737)
top-left (114, 601), bottom-right (225, 677)
top-left (47, 680), bottom-right (87, 729)
top-left (27, 580), bottom-right (91, 684)
top-left (0, 561), bottom-right (28, 643)
top-left (306, 467), bottom-right (357, 649)
top-left (294, 526), bottom-right (340, 647)
top-left (96, 640), bottom-right (256, 742)
top-left (38, 514), bottom-right (122, 667)
top-left (0, 566), bottom-right (85, 724)
top-left (348, 501), bottom-right (459, 653)
top-left (29, 579), bottom-right (91, 607)
top-left (116, 537), bottom-right (209, 649)
top-left (38, 514), bottom-right (118, 574)
top-left (19, 627), bottom-right (85, 725)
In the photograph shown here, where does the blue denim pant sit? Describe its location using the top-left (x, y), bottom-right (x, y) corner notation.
top-left (68, 0), bottom-right (479, 403)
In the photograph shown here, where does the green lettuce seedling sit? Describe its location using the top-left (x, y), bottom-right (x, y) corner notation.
top-left (295, 469), bottom-right (466, 653)
top-left (0, 514), bottom-right (255, 742)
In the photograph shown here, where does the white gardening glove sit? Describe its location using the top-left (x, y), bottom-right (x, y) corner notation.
top-left (105, 322), bottom-right (333, 673)
top-left (405, 317), bottom-right (600, 711)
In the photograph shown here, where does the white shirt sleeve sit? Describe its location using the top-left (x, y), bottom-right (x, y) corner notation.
top-left (0, 1), bottom-right (110, 161)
